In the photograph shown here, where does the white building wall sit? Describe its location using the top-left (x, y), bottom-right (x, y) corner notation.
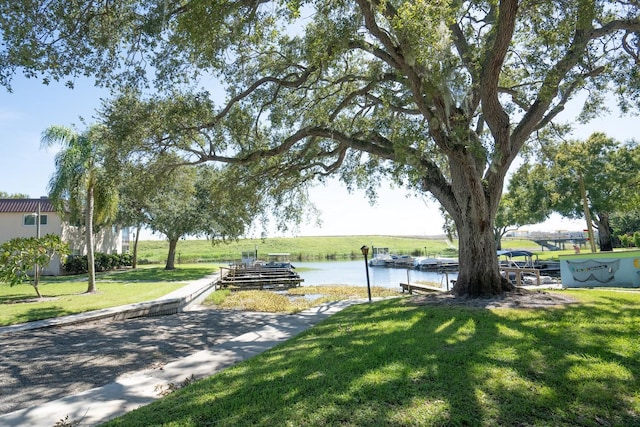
top-left (62, 225), bottom-right (123, 256)
top-left (0, 211), bottom-right (65, 275)
top-left (0, 212), bottom-right (64, 241)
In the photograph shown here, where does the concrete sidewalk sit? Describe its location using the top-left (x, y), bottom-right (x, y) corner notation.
top-left (0, 277), bottom-right (362, 427)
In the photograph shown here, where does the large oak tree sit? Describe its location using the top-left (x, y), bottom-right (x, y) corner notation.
top-left (2, 1), bottom-right (639, 296)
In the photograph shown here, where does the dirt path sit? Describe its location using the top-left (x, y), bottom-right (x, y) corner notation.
top-left (0, 308), bottom-right (285, 416)
top-left (406, 287), bottom-right (579, 308)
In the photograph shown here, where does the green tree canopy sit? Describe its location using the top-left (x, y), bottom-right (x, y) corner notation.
top-left (611, 210), bottom-right (640, 240)
top-left (548, 133), bottom-right (639, 251)
top-left (3, 1), bottom-right (639, 296)
top-left (0, 192), bottom-right (29, 199)
top-left (138, 157), bottom-right (275, 269)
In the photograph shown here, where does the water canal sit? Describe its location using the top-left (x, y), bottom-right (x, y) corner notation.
top-left (293, 260), bottom-right (458, 291)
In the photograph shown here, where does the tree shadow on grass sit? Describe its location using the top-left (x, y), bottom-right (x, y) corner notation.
top-left (0, 293), bottom-right (38, 304)
top-left (102, 296), bottom-right (640, 426)
top-left (12, 305), bottom-right (69, 324)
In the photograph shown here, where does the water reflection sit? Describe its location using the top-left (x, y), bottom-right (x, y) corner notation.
top-left (294, 260), bottom-right (457, 291)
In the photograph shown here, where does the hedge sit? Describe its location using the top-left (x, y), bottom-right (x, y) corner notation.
top-left (63, 253), bottom-right (133, 275)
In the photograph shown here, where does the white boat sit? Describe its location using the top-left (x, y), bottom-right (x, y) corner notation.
top-left (387, 254), bottom-right (415, 268)
top-left (261, 252), bottom-right (294, 268)
top-left (415, 257), bottom-right (459, 271)
top-left (369, 247), bottom-right (392, 266)
top-left (414, 257), bottom-right (438, 268)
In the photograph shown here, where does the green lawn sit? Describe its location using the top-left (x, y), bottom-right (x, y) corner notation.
top-left (0, 265), bottom-right (220, 326)
top-left (103, 289), bottom-right (640, 427)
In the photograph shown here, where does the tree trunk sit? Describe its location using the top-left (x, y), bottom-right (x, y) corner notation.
top-left (595, 213), bottom-right (613, 252)
top-left (32, 280), bottom-right (42, 298)
top-left (165, 238), bottom-right (178, 270)
top-left (85, 188), bottom-right (97, 293)
top-left (444, 153), bottom-right (514, 297)
top-left (453, 217), bottom-right (513, 296)
top-left (494, 228), bottom-right (504, 251)
top-left (132, 224), bottom-right (141, 269)
top-left (33, 265), bottom-right (41, 297)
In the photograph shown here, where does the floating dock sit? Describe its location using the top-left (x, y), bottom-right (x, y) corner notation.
top-left (217, 252), bottom-right (304, 290)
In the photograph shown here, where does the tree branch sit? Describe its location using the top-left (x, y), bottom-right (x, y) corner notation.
top-left (479, 0), bottom-right (518, 146)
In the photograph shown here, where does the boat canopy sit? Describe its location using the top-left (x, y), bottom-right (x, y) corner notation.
top-left (497, 250), bottom-right (535, 258)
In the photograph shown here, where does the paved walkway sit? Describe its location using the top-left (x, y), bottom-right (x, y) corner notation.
top-left (0, 277), bottom-right (363, 426)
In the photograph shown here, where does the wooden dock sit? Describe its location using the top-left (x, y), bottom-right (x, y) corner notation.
top-left (218, 265), bottom-right (304, 290)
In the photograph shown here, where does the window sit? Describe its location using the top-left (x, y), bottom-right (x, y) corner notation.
top-left (23, 214), bottom-right (48, 226)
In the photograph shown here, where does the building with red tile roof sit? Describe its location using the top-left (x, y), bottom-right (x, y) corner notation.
top-left (0, 198), bottom-right (128, 275)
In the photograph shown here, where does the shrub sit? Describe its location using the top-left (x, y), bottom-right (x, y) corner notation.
top-left (63, 255), bottom-right (89, 275)
top-left (619, 234), bottom-right (632, 248)
top-left (63, 253), bottom-right (132, 275)
top-left (94, 253), bottom-right (112, 272)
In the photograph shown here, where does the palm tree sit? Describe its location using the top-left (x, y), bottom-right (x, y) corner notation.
top-left (41, 124), bottom-right (118, 293)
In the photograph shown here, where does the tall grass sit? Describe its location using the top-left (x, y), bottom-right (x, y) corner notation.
top-left (205, 286), bottom-right (400, 313)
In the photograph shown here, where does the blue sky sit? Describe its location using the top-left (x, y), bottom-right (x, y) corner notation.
top-left (1, 76), bottom-right (637, 238)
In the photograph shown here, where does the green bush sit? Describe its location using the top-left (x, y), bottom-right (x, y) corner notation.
top-left (117, 253), bottom-right (133, 268)
top-left (63, 253), bottom-right (132, 275)
top-left (618, 232), bottom-right (640, 248)
top-left (94, 253), bottom-right (112, 272)
top-left (63, 255), bottom-right (88, 274)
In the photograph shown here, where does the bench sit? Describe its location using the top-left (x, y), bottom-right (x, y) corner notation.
top-left (399, 283), bottom-right (444, 294)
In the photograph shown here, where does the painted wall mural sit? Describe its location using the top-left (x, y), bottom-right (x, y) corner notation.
top-left (560, 251), bottom-right (640, 288)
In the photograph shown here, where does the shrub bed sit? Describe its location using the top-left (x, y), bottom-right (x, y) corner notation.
top-left (63, 253), bottom-right (132, 275)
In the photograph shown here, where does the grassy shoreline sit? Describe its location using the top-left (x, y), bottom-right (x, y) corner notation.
top-left (136, 236), bottom-right (542, 264)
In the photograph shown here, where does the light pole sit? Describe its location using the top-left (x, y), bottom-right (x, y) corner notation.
top-left (36, 200), bottom-right (41, 238)
top-left (32, 200), bottom-right (41, 284)
top-left (360, 245), bottom-right (372, 302)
